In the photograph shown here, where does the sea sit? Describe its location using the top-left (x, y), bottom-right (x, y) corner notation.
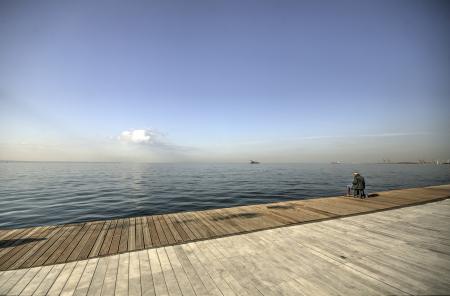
top-left (1, 162), bottom-right (449, 228)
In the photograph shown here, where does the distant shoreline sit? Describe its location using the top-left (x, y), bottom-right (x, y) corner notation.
top-left (1, 160), bottom-right (449, 164)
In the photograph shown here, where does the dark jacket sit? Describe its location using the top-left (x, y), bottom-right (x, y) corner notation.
top-left (352, 174), bottom-right (365, 190)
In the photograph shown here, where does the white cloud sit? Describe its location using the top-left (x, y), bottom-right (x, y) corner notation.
top-left (118, 129), bottom-right (162, 144)
top-left (115, 128), bottom-right (196, 161)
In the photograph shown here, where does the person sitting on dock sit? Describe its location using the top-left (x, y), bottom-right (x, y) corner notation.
top-left (352, 172), bottom-right (366, 198)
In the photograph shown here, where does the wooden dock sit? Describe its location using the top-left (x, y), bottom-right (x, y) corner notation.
top-left (0, 184), bottom-right (448, 274)
top-left (0, 186), bottom-right (448, 295)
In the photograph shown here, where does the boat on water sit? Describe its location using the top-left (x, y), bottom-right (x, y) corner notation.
top-left (250, 160), bottom-right (260, 164)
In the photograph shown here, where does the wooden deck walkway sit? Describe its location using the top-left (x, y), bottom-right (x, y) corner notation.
top-left (0, 197), bottom-right (449, 295)
top-left (0, 185), bottom-right (448, 272)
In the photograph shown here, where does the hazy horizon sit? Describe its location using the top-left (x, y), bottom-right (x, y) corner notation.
top-left (1, 0), bottom-right (449, 163)
top-left (1, 160), bottom-right (444, 164)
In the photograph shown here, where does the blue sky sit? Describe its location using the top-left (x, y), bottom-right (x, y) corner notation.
top-left (0, 0), bottom-right (449, 162)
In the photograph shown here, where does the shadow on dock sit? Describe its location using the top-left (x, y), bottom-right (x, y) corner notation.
top-left (213, 212), bottom-right (261, 221)
top-left (267, 205), bottom-right (296, 210)
top-left (0, 238), bottom-right (46, 248)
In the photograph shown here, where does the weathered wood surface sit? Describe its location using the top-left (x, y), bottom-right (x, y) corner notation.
top-left (0, 185), bottom-right (448, 272)
top-left (0, 198), bottom-right (449, 295)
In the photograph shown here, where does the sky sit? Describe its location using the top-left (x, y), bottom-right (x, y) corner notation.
top-left (0, 0), bottom-right (449, 163)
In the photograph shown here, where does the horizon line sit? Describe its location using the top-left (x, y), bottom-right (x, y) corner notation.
top-left (0, 160), bottom-right (445, 164)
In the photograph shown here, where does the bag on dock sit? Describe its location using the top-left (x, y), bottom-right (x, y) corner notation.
top-left (346, 185), bottom-right (352, 196)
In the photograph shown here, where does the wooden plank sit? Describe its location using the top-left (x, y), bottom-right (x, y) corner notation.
top-left (193, 211), bottom-right (226, 237)
top-left (0, 226), bottom-right (43, 263)
top-left (198, 241), bottom-right (250, 295)
top-left (31, 224), bottom-right (81, 267)
top-left (99, 220), bottom-right (117, 257)
top-left (115, 253), bottom-right (129, 295)
top-left (201, 210), bottom-right (235, 236)
top-left (333, 197), bottom-right (388, 211)
top-left (20, 226), bottom-right (70, 268)
top-left (177, 244), bottom-right (223, 296)
top-left (138, 250), bottom-right (156, 296)
top-left (101, 254), bottom-right (119, 296)
top-left (0, 237), bottom-right (30, 270)
top-left (254, 204), bottom-right (298, 224)
top-left (146, 216), bottom-right (161, 247)
top-left (135, 217), bottom-right (144, 250)
top-left (0, 270), bottom-right (7, 285)
top-left (174, 212), bottom-right (207, 239)
top-left (33, 263), bottom-right (65, 295)
top-left (0, 226), bottom-right (50, 270)
top-left (219, 207), bottom-right (260, 232)
top-left (371, 250), bottom-right (450, 289)
top-left (128, 217), bottom-right (136, 251)
top-left (200, 210), bottom-right (237, 235)
top-left (129, 250), bottom-right (141, 296)
top-left (237, 205), bottom-right (282, 230)
top-left (389, 188), bottom-right (447, 201)
top-left (52, 224), bottom-right (89, 264)
top-left (263, 207), bottom-right (304, 225)
top-left (165, 247), bottom-right (196, 296)
top-left (78, 223), bottom-right (105, 261)
top-left (166, 214), bottom-right (194, 242)
top-left (372, 191), bottom-right (433, 205)
top-left (152, 216), bottom-right (169, 245)
top-left (301, 198), bottom-right (371, 216)
top-left (346, 256), bottom-right (431, 294)
top-left (66, 223), bottom-right (98, 262)
top-left (232, 206), bottom-right (270, 231)
top-left (156, 215), bottom-right (176, 245)
top-left (0, 229), bottom-right (18, 241)
top-left (119, 218), bottom-right (129, 253)
top-left (268, 203), bottom-right (332, 224)
top-left (73, 258), bottom-right (99, 296)
top-left (0, 228), bottom-right (29, 247)
top-left (344, 196), bottom-right (398, 209)
top-left (250, 206), bottom-right (289, 228)
top-left (187, 211), bottom-right (218, 238)
top-left (141, 216), bottom-right (153, 249)
top-left (87, 256), bottom-right (108, 296)
top-left (147, 249), bottom-right (169, 296)
top-left (45, 223), bottom-right (87, 265)
top-left (171, 213), bottom-right (200, 240)
top-left (172, 245), bottom-right (212, 296)
top-left (291, 201), bottom-right (340, 218)
top-left (60, 260), bottom-right (88, 296)
top-left (19, 264), bottom-right (53, 295)
top-left (202, 241), bottom-right (264, 296)
top-left (184, 243), bottom-right (237, 295)
top-left (0, 268), bottom-right (28, 295)
top-left (209, 209), bottom-right (247, 233)
top-left (32, 225), bottom-right (81, 267)
top-left (156, 247), bottom-right (182, 296)
top-left (161, 215), bottom-right (184, 244)
top-left (366, 194), bottom-right (414, 205)
top-left (207, 240), bottom-right (267, 296)
top-left (108, 219), bottom-right (124, 255)
top-left (89, 220), bottom-right (112, 258)
top-left (7, 267), bottom-right (42, 295)
top-left (47, 261), bottom-right (77, 295)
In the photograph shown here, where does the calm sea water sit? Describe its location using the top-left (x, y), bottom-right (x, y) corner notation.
top-left (0, 162), bottom-right (449, 228)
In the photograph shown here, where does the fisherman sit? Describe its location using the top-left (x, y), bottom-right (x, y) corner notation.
top-left (352, 172), bottom-right (366, 198)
